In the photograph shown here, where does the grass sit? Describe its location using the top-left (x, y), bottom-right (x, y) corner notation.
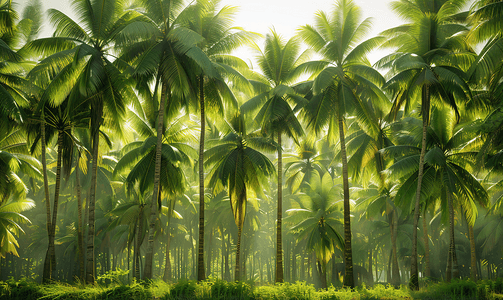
top-left (1, 277), bottom-right (503, 299)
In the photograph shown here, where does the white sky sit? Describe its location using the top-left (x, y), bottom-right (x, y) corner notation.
top-left (15, 0), bottom-right (402, 64)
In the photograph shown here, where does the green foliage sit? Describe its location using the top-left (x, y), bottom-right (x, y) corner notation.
top-left (1, 278), bottom-right (503, 299)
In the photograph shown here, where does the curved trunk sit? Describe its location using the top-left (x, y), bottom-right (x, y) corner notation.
top-left (410, 85), bottom-right (430, 290)
top-left (76, 154), bottom-right (85, 281)
top-left (422, 212), bottom-right (431, 277)
top-left (41, 113), bottom-right (53, 283)
top-left (275, 132), bottom-right (284, 283)
top-left (339, 115), bottom-right (354, 288)
top-left (85, 101), bottom-right (103, 284)
top-left (197, 75), bottom-right (206, 281)
top-left (143, 82), bottom-right (167, 279)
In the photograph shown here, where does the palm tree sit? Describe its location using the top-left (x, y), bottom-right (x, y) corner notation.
top-left (298, 0), bottom-right (386, 287)
top-left (205, 112), bottom-right (276, 281)
top-left (120, 0), bottom-right (220, 279)
top-left (180, 0), bottom-right (253, 280)
top-left (242, 29), bottom-right (307, 282)
top-left (286, 171), bottom-right (344, 289)
top-left (377, 0), bottom-right (475, 288)
top-left (26, 0), bottom-right (141, 283)
top-left (384, 106), bottom-right (489, 282)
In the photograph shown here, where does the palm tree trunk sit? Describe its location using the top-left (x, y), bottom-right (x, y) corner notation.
top-left (143, 82), bottom-right (167, 279)
top-left (368, 247), bottom-right (374, 285)
top-left (163, 233), bottom-right (171, 282)
top-left (41, 112), bottom-right (53, 283)
top-left (43, 130), bottom-right (64, 281)
top-left (338, 115), bottom-right (354, 288)
top-left (422, 212), bottom-right (431, 277)
top-left (198, 75), bottom-right (206, 281)
top-left (317, 260), bottom-right (327, 289)
top-left (467, 217), bottom-right (477, 281)
top-left (410, 85), bottom-right (430, 290)
top-left (446, 193), bottom-right (459, 281)
top-left (86, 103), bottom-right (103, 284)
top-left (390, 210), bottom-right (400, 286)
top-left (135, 205), bottom-right (144, 279)
top-left (76, 153), bottom-right (85, 281)
top-left (235, 223), bottom-right (242, 281)
top-left (276, 132), bottom-right (284, 283)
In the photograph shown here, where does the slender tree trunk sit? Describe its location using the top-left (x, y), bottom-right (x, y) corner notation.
top-left (44, 131), bottom-right (64, 281)
top-left (369, 247), bottom-right (374, 285)
top-left (235, 224), bottom-right (242, 281)
top-left (86, 102), bottom-right (103, 284)
top-left (75, 153), bottom-right (85, 281)
top-left (338, 115), bottom-right (354, 287)
top-left (163, 233), bottom-right (172, 282)
top-left (144, 83), bottom-right (168, 279)
top-left (410, 85), bottom-right (430, 290)
top-left (390, 210), bottom-right (401, 286)
top-left (446, 193), bottom-right (459, 281)
top-left (197, 76), bottom-right (206, 281)
top-left (422, 212), bottom-right (431, 278)
top-left (467, 218), bottom-right (477, 281)
top-left (41, 113), bottom-right (53, 283)
top-left (135, 205), bottom-right (144, 279)
top-left (276, 132), bottom-right (284, 283)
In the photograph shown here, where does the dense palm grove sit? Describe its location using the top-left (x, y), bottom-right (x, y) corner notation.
top-left (1, 0), bottom-right (503, 291)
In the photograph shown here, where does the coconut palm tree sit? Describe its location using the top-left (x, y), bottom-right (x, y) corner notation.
top-left (205, 112), bottom-right (276, 281)
top-left (26, 0), bottom-right (141, 283)
top-left (179, 0), bottom-right (254, 280)
top-left (119, 0), bottom-right (221, 279)
top-left (384, 106), bottom-right (489, 282)
top-left (377, 0), bottom-right (475, 289)
top-left (298, 0), bottom-right (386, 287)
top-left (241, 29), bottom-right (308, 282)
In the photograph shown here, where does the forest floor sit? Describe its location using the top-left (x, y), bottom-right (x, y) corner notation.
top-left (1, 277), bottom-right (503, 299)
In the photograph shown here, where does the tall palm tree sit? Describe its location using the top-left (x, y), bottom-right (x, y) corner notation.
top-left (180, 0), bottom-right (253, 280)
top-left (298, 0), bottom-right (386, 287)
top-left (377, 0), bottom-right (474, 289)
top-left (384, 106), bottom-right (488, 283)
top-left (205, 113), bottom-right (276, 281)
top-left (121, 0), bottom-right (220, 279)
top-left (242, 29), bottom-right (307, 282)
top-left (26, 0), bottom-right (140, 283)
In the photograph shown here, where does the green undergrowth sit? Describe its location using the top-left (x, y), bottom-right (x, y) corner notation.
top-left (1, 277), bottom-right (503, 299)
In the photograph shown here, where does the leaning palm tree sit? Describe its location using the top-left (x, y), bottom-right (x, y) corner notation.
top-left (26, 0), bottom-right (140, 283)
top-left (205, 113), bottom-right (276, 281)
top-left (298, 0), bottom-right (386, 287)
top-left (376, 0), bottom-right (474, 289)
top-left (241, 29), bottom-right (307, 282)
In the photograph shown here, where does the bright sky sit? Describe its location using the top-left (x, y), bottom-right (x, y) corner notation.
top-left (15, 0), bottom-right (402, 63)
